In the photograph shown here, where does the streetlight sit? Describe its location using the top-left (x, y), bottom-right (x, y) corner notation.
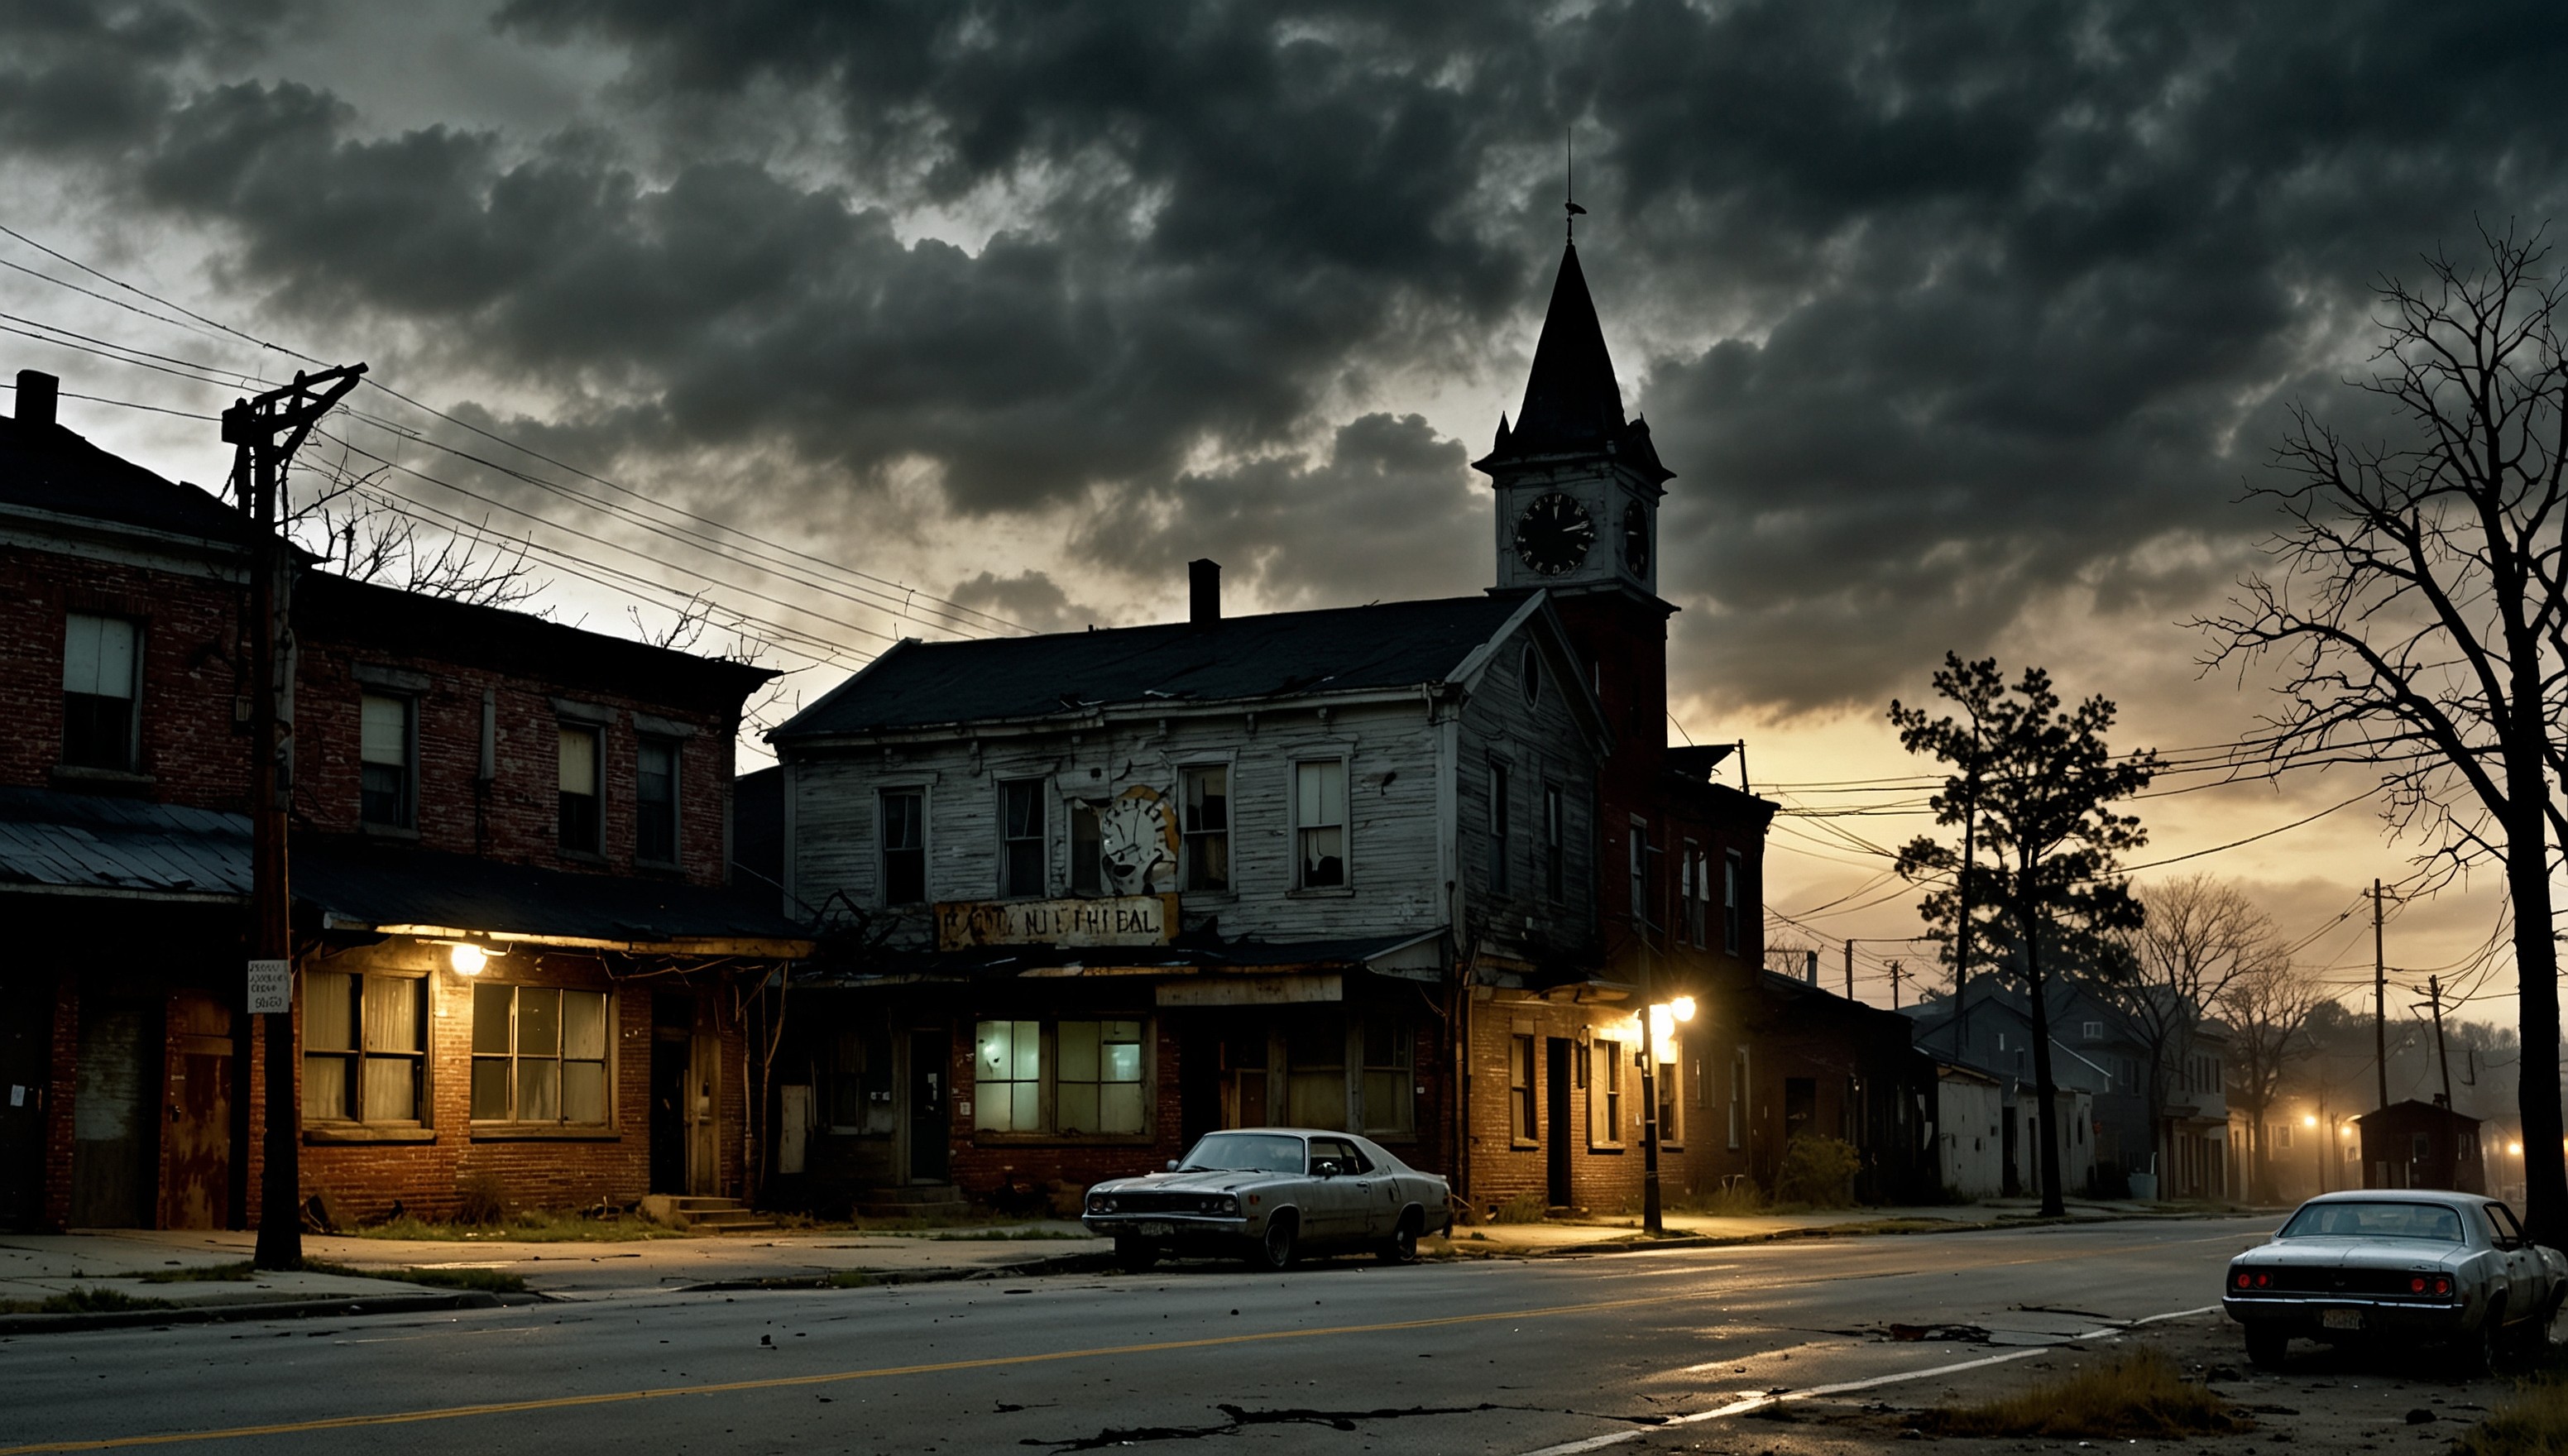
top-left (1637, 994), bottom-right (1695, 1236)
top-left (2303, 1114), bottom-right (2320, 1199)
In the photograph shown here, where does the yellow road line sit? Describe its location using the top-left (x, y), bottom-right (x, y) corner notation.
top-left (4, 1225), bottom-right (2250, 1455)
top-left (0, 1291), bottom-right (1689, 1454)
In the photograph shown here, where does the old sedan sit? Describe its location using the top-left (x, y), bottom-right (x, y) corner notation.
top-left (1082, 1128), bottom-right (1451, 1272)
top-left (2223, 1190), bottom-right (2568, 1372)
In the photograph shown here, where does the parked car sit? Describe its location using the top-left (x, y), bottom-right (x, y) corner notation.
top-left (2223, 1190), bottom-right (2568, 1371)
top-left (1081, 1128), bottom-right (1451, 1271)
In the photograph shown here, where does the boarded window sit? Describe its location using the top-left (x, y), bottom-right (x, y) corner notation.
top-left (1284, 1019), bottom-right (1347, 1129)
top-left (60, 613), bottom-right (137, 771)
top-left (1361, 1020), bottom-right (1414, 1136)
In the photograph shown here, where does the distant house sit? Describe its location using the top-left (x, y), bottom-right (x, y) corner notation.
top-left (0, 369), bottom-right (809, 1233)
top-left (2355, 1099), bottom-right (2486, 1195)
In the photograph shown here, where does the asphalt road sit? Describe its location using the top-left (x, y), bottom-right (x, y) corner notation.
top-left (0, 1215), bottom-right (2275, 1455)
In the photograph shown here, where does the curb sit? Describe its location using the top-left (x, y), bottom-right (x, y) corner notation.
top-left (0, 1290), bottom-right (511, 1336)
top-left (679, 1252), bottom-right (1118, 1292)
top-left (1467, 1207), bottom-right (2259, 1260)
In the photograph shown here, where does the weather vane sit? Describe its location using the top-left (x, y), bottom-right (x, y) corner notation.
top-left (1565, 126), bottom-right (1587, 241)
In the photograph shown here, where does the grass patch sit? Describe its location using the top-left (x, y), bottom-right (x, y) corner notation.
top-left (299, 1258), bottom-right (528, 1294)
top-left (0, 1286), bottom-right (177, 1315)
top-left (918, 1228), bottom-right (1092, 1242)
top-left (137, 1262), bottom-right (256, 1284)
top-left (1919, 1350), bottom-right (2251, 1439)
top-left (2455, 1368), bottom-right (2568, 1456)
top-left (1485, 1192), bottom-right (1551, 1224)
top-left (348, 1209), bottom-right (692, 1243)
top-left (827, 1270), bottom-right (874, 1289)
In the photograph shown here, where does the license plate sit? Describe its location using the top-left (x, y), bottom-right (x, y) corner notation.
top-left (2321, 1308), bottom-right (2364, 1331)
top-left (1135, 1222), bottom-right (1175, 1238)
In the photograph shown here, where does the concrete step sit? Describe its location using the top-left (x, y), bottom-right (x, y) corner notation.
top-left (854, 1185), bottom-right (972, 1220)
top-left (640, 1194), bottom-right (774, 1231)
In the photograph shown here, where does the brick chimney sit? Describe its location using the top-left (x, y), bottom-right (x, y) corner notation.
top-left (16, 370), bottom-right (57, 427)
top-left (1189, 558), bottom-right (1220, 627)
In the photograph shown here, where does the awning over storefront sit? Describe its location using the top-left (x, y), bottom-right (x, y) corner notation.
top-left (791, 927), bottom-right (1449, 989)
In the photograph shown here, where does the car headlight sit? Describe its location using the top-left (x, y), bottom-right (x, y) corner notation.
top-left (1209, 1195), bottom-right (1238, 1215)
top-left (1090, 1195), bottom-right (1116, 1214)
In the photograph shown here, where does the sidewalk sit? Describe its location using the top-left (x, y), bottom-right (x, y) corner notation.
top-left (2, 1198), bottom-right (2254, 1334)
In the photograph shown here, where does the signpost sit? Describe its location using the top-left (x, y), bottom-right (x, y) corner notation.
top-left (245, 960), bottom-right (292, 1016)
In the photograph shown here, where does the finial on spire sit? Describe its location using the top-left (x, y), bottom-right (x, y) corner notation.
top-left (1564, 127), bottom-right (1587, 241)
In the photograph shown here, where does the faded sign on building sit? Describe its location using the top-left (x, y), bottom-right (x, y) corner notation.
top-left (935, 893), bottom-right (1178, 950)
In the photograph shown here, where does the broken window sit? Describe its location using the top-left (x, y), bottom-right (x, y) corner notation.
top-left (880, 788), bottom-right (927, 905)
top-left (60, 612), bottom-right (138, 772)
top-left (303, 970), bottom-right (425, 1123)
top-left (1070, 802), bottom-right (1102, 894)
top-left (1181, 765), bottom-right (1229, 893)
top-left (471, 983), bottom-right (609, 1124)
top-left (1294, 759), bottom-right (1347, 888)
top-left (999, 778), bottom-right (1046, 898)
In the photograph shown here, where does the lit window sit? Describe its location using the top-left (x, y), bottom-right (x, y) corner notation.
top-left (303, 971), bottom-right (425, 1123)
top-left (1294, 759), bottom-right (1348, 888)
top-left (1510, 1034), bottom-right (1538, 1142)
top-left (636, 737), bottom-right (679, 864)
top-left (60, 612), bottom-right (138, 771)
top-left (360, 693), bottom-right (414, 829)
top-left (1592, 1037), bottom-right (1624, 1146)
top-left (880, 788), bottom-right (926, 905)
top-left (471, 983), bottom-right (609, 1123)
top-left (557, 725), bottom-right (601, 854)
top-left (999, 779), bottom-right (1046, 898)
top-left (973, 1019), bottom-right (1146, 1136)
top-left (1658, 1053), bottom-right (1681, 1147)
top-left (1181, 766), bottom-right (1229, 892)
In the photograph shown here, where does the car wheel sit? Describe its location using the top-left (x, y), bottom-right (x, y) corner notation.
top-left (1255, 1213), bottom-right (1298, 1271)
top-left (2454, 1308), bottom-right (2502, 1377)
top-left (2506, 1300), bottom-right (2559, 1358)
top-left (1114, 1238), bottom-right (1159, 1273)
top-left (1377, 1213), bottom-right (1421, 1266)
top-left (2244, 1325), bottom-right (2289, 1371)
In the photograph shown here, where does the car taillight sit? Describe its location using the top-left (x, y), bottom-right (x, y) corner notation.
top-left (2436, 1276), bottom-right (2452, 1296)
top-left (2233, 1271), bottom-right (2250, 1289)
top-left (2411, 1276), bottom-right (2427, 1293)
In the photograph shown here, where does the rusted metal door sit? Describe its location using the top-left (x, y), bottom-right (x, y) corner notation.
top-left (161, 992), bottom-right (233, 1229)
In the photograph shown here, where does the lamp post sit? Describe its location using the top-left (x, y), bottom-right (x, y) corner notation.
top-left (2302, 1114), bottom-right (2320, 1200)
top-left (1637, 993), bottom-right (1696, 1235)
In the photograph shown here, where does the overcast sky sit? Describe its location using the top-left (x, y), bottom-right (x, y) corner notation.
top-left (4, 0), bottom-right (2561, 1039)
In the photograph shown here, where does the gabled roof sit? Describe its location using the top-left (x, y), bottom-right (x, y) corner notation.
top-left (773, 592), bottom-right (1585, 740)
top-left (0, 412), bottom-right (256, 548)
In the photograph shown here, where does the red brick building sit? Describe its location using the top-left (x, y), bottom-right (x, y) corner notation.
top-left (0, 370), bottom-right (808, 1232)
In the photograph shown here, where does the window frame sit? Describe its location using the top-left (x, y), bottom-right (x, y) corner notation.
top-left (1542, 783), bottom-right (1565, 902)
top-left (60, 611), bottom-right (141, 774)
top-left (998, 776), bottom-right (1048, 899)
top-left (359, 691), bottom-right (419, 832)
top-left (468, 980), bottom-right (613, 1129)
top-left (1358, 1018), bottom-right (1415, 1138)
top-left (556, 721), bottom-right (605, 856)
top-left (1680, 841), bottom-right (1707, 946)
top-left (1627, 817), bottom-right (1651, 936)
top-left (1179, 761), bottom-right (1232, 894)
top-left (1722, 850), bottom-right (1743, 955)
top-left (1728, 1046), bottom-right (1750, 1151)
top-left (1656, 1045), bottom-right (1682, 1150)
top-left (970, 1017), bottom-right (1152, 1141)
top-left (635, 734), bottom-right (683, 867)
top-left (1508, 1033), bottom-right (1538, 1147)
top-left (1290, 754), bottom-right (1353, 892)
top-left (1589, 1037), bottom-right (1625, 1149)
top-left (300, 969), bottom-right (429, 1126)
top-left (879, 785), bottom-right (929, 907)
top-left (1487, 760), bottom-right (1512, 895)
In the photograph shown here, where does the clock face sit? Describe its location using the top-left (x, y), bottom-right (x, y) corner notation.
top-left (1623, 514), bottom-right (1651, 575)
top-left (1513, 492), bottom-right (1595, 576)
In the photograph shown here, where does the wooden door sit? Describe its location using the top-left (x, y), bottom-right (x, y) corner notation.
top-left (161, 993), bottom-right (234, 1229)
top-left (0, 972), bottom-right (48, 1230)
top-left (1545, 1039), bottom-right (1572, 1206)
top-left (688, 1023), bottom-right (720, 1196)
top-left (907, 1029), bottom-right (949, 1183)
top-left (70, 998), bottom-right (153, 1228)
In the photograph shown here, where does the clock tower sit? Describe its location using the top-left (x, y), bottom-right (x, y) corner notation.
top-left (1476, 241), bottom-right (1675, 758)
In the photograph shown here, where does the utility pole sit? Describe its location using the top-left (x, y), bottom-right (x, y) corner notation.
top-left (2425, 975), bottom-right (2453, 1108)
top-left (228, 365), bottom-right (367, 1272)
top-left (1953, 730), bottom-right (1980, 1051)
top-left (1887, 960), bottom-right (1905, 1009)
top-left (1844, 940), bottom-right (1856, 1000)
top-left (1636, 911), bottom-right (1663, 1236)
top-left (2373, 879), bottom-right (2388, 1111)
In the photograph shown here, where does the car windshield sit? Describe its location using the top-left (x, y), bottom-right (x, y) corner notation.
top-left (2278, 1200), bottom-right (2466, 1242)
top-left (1178, 1133), bottom-right (1306, 1174)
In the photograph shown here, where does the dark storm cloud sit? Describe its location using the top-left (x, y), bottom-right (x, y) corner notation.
top-left (7, 0), bottom-right (2567, 716)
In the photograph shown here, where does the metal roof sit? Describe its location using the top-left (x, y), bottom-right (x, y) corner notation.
top-left (774, 593), bottom-right (1531, 740)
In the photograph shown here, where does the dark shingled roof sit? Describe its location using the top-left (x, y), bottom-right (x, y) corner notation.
top-left (774, 594), bottom-right (1529, 739)
top-left (0, 412), bottom-right (256, 548)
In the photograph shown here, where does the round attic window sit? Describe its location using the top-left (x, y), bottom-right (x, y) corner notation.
top-left (1521, 644), bottom-right (1540, 706)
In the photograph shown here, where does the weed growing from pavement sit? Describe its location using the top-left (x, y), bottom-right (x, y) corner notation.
top-left (1919, 1350), bottom-right (2251, 1439)
top-left (137, 1262), bottom-right (256, 1283)
top-left (914, 1228), bottom-right (1092, 1241)
top-left (2455, 1348), bottom-right (2568, 1456)
top-left (348, 1209), bottom-right (693, 1243)
top-left (299, 1258), bottom-right (529, 1294)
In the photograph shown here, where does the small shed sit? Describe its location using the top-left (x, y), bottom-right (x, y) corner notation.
top-left (2354, 1099), bottom-right (2485, 1194)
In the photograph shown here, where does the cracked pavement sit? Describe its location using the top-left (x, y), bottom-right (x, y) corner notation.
top-left (0, 1215), bottom-right (2273, 1454)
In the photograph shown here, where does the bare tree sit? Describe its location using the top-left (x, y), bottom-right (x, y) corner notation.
top-left (2106, 876), bottom-right (2275, 1188)
top-left (2198, 226), bottom-right (2568, 1242)
top-left (2219, 955), bottom-right (2326, 1202)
